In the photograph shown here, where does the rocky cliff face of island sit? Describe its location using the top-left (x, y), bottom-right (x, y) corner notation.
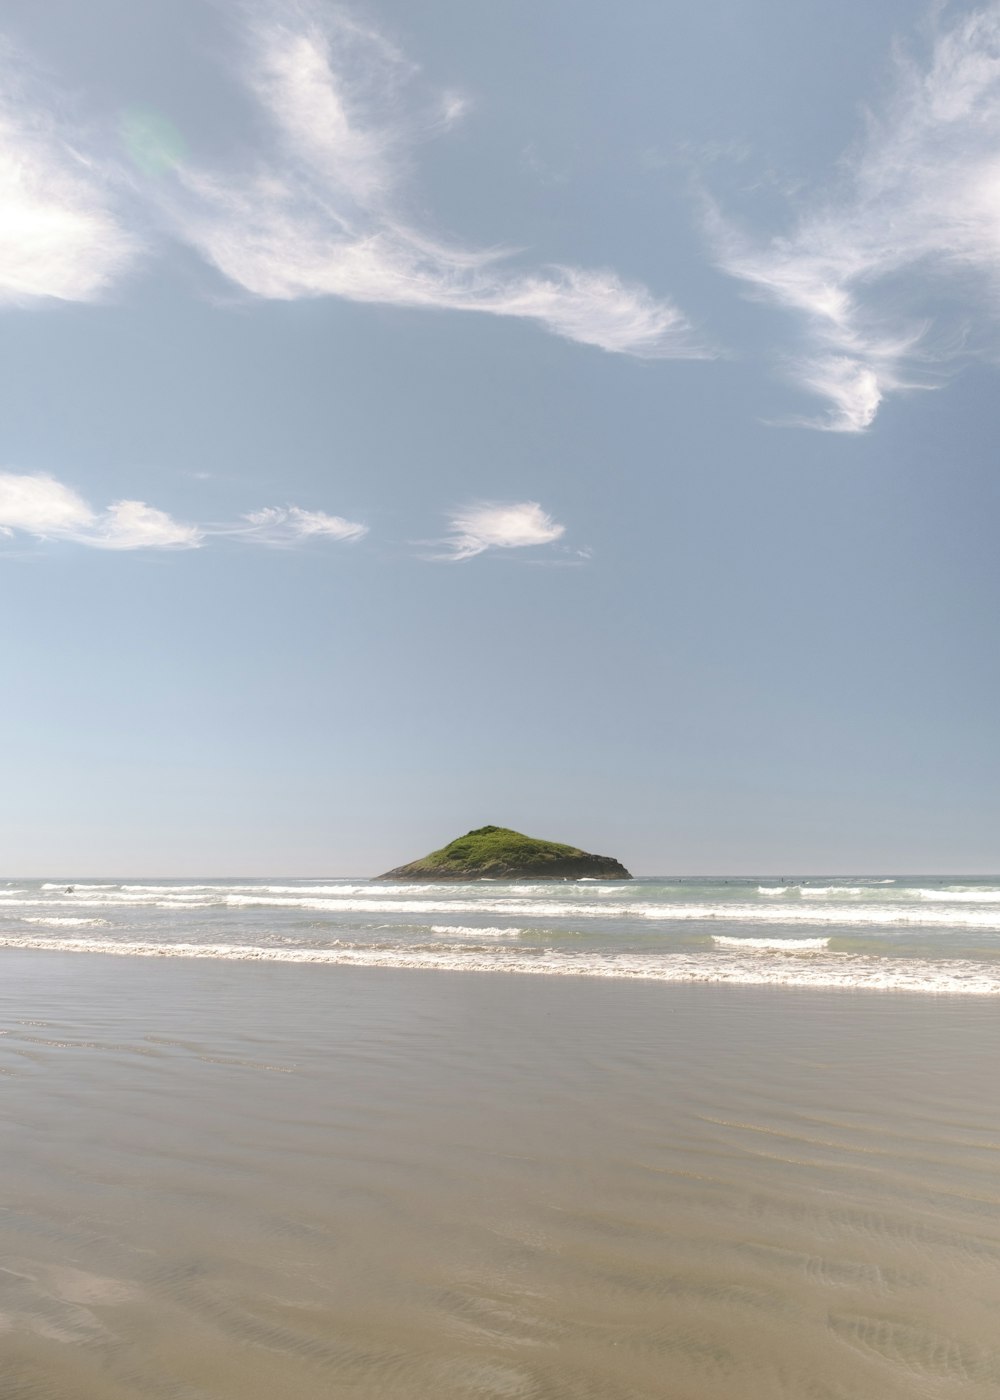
top-left (375, 825), bottom-right (632, 881)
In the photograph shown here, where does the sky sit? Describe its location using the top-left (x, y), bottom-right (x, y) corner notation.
top-left (2, 0), bottom-right (999, 876)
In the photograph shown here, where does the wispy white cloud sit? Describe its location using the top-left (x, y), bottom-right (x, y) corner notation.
top-left (0, 473), bottom-right (201, 549)
top-left (713, 2), bottom-right (1000, 429)
top-left (159, 3), bottom-right (702, 358)
top-left (0, 472), bottom-right (365, 553)
top-left (0, 471), bottom-right (93, 536)
top-left (0, 4), bottom-right (702, 357)
top-left (0, 49), bottom-right (140, 305)
top-left (238, 505), bottom-right (368, 545)
top-left (87, 499), bottom-right (204, 550)
top-left (437, 502), bottom-right (567, 561)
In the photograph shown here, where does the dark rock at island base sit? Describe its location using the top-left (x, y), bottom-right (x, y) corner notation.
top-left (375, 825), bottom-right (632, 882)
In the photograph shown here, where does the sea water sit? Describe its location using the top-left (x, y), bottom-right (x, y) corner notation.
top-left (3, 882), bottom-right (1000, 1395)
top-left (4, 873), bottom-right (1000, 992)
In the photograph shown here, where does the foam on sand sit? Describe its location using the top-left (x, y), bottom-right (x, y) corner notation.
top-left (3, 933), bottom-right (1000, 995)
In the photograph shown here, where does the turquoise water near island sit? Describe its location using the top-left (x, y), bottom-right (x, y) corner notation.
top-left (5, 874), bottom-right (1000, 992)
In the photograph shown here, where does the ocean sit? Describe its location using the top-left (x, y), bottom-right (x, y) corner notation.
top-left (3, 878), bottom-right (1000, 1396)
top-left (4, 873), bottom-right (1000, 992)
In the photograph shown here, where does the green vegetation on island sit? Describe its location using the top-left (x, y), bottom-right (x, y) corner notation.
top-left (376, 825), bottom-right (632, 882)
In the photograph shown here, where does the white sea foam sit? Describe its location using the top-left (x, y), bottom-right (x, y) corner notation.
top-left (219, 894), bottom-right (603, 916)
top-left (1, 934), bottom-right (999, 994)
top-left (7, 886), bottom-right (1000, 932)
top-left (41, 882), bottom-right (116, 890)
top-left (430, 926), bottom-right (523, 938)
top-left (712, 935), bottom-right (830, 951)
top-left (10, 878), bottom-right (1000, 998)
top-left (6, 891), bottom-right (213, 906)
top-left (799, 887), bottom-right (864, 898)
top-left (638, 902), bottom-right (1000, 930)
top-left (118, 883), bottom-right (373, 896)
top-left (756, 881), bottom-right (985, 901)
top-left (910, 888), bottom-right (1000, 903)
top-left (202, 894), bottom-right (1000, 929)
top-left (21, 916), bottom-right (110, 928)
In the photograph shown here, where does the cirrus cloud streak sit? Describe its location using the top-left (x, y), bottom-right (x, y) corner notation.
top-left (0, 472), bottom-right (366, 552)
top-left (713, 2), bottom-right (1000, 429)
top-left (0, 6), bottom-right (703, 361)
top-left (236, 505), bottom-right (369, 546)
top-left (0, 46), bottom-right (140, 306)
top-left (162, 3), bottom-right (701, 359)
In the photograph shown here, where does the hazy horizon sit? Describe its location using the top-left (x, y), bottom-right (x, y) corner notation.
top-left (5, 864), bottom-right (999, 881)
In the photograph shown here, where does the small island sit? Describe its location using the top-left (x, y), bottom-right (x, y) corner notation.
top-left (376, 825), bottom-right (632, 882)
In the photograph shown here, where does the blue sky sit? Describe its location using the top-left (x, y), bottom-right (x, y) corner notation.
top-left (2, 0), bottom-right (999, 875)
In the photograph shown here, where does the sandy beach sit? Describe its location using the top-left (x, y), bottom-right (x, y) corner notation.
top-left (6, 0), bottom-right (1000, 1391)
top-left (3, 951), bottom-right (999, 1398)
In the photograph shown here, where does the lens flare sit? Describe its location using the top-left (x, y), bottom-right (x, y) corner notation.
top-left (120, 107), bottom-right (185, 176)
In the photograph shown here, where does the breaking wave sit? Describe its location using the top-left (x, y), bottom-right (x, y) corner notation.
top-left (712, 935), bottom-right (830, 951)
top-left (430, 926), bottom-right (522, 938)
top-left (21, 916), bottom-right (110, 928)
top-left (6, 876), bottom-right (1000, 996)
top-left (1, 934), bottom-right (999, 994)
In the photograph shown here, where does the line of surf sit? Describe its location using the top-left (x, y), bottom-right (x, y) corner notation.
top-left (2, 935), bottom-right (999, 995)
top-left (6, 894), bottom-right (1000, 930)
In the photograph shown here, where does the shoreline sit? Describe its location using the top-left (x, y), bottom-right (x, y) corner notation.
top-left (2, 938), bottom-right (1000, 996)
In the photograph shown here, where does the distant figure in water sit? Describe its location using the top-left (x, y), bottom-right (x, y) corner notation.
top-left (65, 886), bottom-right (74, 894)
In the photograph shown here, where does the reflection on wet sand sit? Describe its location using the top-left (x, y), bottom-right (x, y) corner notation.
top-left (2, 952), bottom-right (999, 1398)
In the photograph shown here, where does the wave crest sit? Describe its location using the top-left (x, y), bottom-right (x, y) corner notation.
top-left (2, 935), bottom-right (999, 995)
top-left (712, 935), bottom-right (830, 951)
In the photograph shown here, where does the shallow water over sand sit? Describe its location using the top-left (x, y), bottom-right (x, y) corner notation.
top-left (2, 953), bottom-right (999, 1398)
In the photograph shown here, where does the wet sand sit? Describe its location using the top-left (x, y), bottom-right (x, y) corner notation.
top-left (2, 951), bottom-right (999, 1398)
